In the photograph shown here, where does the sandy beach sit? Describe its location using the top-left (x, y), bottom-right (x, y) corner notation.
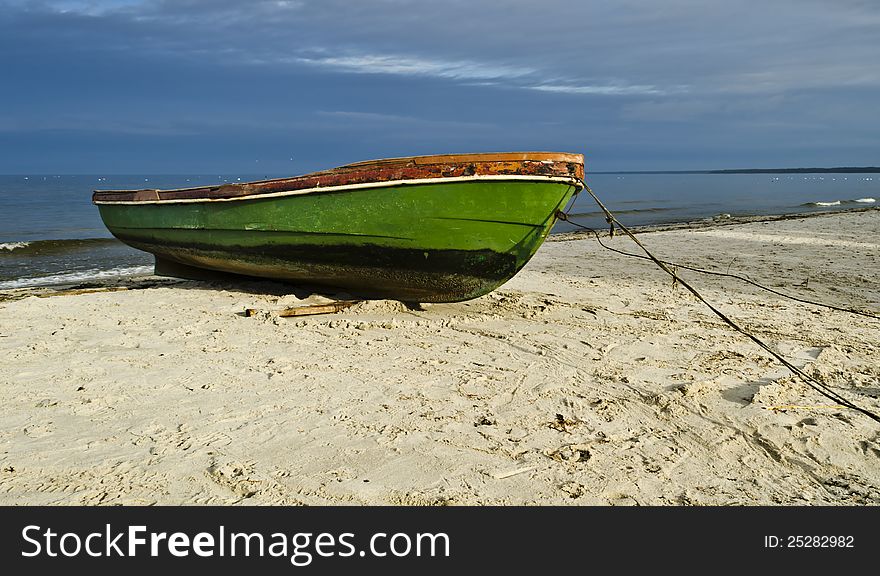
top-left (1, 208), bottom-right (878, 505)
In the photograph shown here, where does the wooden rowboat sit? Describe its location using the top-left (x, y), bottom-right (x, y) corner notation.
top-left (92, 152), bottom-right (584, 302)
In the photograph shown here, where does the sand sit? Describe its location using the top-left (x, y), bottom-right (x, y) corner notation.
top-left (1, 209), bottom-right (879, 505)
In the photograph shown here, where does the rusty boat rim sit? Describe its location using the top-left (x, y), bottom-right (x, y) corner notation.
top-left (92, 151), bottom-right (585, 205)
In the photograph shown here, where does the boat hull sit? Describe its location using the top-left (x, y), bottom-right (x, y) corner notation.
top-left (97, 178), bottom-right (577, 302)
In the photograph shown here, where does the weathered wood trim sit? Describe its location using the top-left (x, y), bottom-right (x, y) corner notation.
top-left (93, 152), bottom-right (585, 204)
top-left (94, 174), bottom-right (583, 205)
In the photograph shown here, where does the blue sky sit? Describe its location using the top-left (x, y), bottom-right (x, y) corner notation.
top-left (1, 0), bottom-right (878, 173)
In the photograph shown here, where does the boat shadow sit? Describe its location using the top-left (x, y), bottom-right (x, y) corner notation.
top-left (116, 273), bottom-right (427, 313)
top-left (2, 273), bottom-right (363, 306)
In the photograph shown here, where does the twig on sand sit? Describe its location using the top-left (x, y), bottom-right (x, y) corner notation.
top-left (490, 466), bottom-right (535, 480)
top-left (245, 301), bottom-right (359, 318)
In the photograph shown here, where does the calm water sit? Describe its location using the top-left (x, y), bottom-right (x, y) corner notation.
top-left (0, 172), bottom-right (877, 289)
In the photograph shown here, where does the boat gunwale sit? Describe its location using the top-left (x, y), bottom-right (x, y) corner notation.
top-left (338, 151), bottom-right (584, 168)
top-left (92, 151), bottom-right (584, 205)
top-left (93, 174), bottom-right (584, 205)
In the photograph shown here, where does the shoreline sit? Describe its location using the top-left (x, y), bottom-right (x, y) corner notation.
top-left (1, 208), bottom-right (878, 504)
top-left (552, 204), bottom-right (880, 239)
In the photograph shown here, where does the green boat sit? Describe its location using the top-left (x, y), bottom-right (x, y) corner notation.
top-left (92, 152), bottom-right (584, 302)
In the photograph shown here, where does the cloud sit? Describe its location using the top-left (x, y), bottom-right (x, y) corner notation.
top-left (315, 110), bottom-right (495, 131)
top-left (0, 113), bottom-right (199, 136)
top-left (293, 54), bottom-right (535, 81)
top-left (529, 84), bottom-right (678, 96)
top-left (0, 1), bottom-right (681, 96)
top-left (4, 0), bottom-right (146, 15)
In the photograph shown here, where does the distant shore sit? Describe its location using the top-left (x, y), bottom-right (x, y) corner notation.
top-left (1, 208), bottom-right (878, 505)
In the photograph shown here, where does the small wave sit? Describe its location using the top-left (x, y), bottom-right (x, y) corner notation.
top-left (0, 265), bottom-right (153, 290)
top-left (0, 242), bottom-right (31, 251)
top-left (0, 237), bottom-right (119, 257)
top-left (802, 198), bottom-right (876, 207)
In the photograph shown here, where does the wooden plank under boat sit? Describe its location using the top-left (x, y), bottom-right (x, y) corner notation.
top-left (92, 152), bottom-right (584, 302)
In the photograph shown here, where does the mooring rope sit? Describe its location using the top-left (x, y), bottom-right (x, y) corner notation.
top-left (557, 216), bottom-right (880, 321)
top-left (563, 180), bottom-right (880, 424)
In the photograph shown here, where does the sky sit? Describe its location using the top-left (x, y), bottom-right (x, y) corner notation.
top-left (1, 0), bottom-right (878, 173)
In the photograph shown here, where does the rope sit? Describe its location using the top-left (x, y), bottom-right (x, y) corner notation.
top-left (564, 180), bottom-right (880, 424)
top-left (557, 216), bottom-right (880, 321)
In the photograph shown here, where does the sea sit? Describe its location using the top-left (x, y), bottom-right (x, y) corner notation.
top-left (1, 172), bottom-right (877, 290)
